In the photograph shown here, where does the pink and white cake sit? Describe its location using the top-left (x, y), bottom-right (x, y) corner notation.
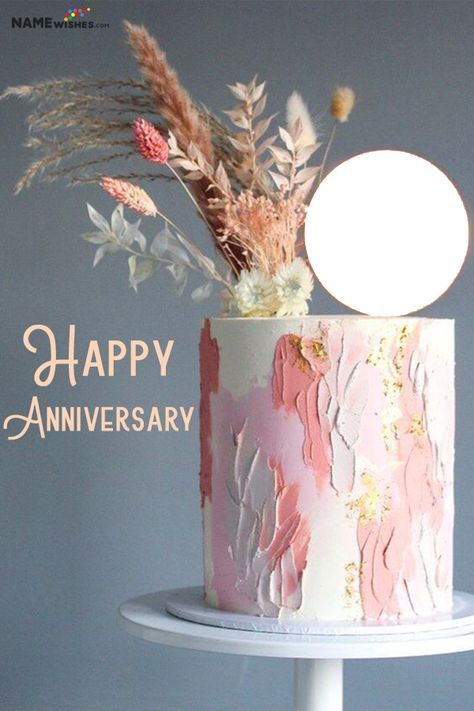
top-left (199, 316), bottom-right (454, 621)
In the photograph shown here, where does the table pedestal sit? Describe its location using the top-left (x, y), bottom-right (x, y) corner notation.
top-left (294, 659), bottom-right (343, 711)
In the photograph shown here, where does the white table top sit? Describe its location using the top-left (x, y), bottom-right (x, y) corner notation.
top-left (118, 588), bottom-right (474, 660)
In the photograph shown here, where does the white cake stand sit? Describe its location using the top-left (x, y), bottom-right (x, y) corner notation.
top-left (118, 587), bottom-right (474, 711)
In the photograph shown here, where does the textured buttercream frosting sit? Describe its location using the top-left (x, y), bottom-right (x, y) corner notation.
top-left (199, 316), bottom-right (454, 621)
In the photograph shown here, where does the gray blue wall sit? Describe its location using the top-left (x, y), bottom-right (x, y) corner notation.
top-left (1, 1), bottom-right (473, 709)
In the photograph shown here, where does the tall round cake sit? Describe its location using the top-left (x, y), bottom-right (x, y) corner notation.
top-left (199, 316), bottom-right (454, 621)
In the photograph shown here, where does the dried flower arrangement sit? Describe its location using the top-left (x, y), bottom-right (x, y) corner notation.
top-left (2, 22), bottom-right (355, 317)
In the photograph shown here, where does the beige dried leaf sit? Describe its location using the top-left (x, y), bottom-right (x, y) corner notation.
top-left (269, 145), bottom-right (292, 163)
top-left (227, 83), bottom-right (247, 101)
top-left (294, 175), bottom-right (317, 201)
top-left (172, 158), bottom-right (197, 172)
top-left (215, 161), bottom-right (232, 194)
top-left (278, 126), bottom-right (294, 152)
top-left (250, 81), bottom-right (266, 103)
top-left (295, 143), bottom-right (320, 166)
top-left (254, 114), bottom-right (276, 141)
top-left (224, 108), bottom-right (249, 130)
top-left (253, 94), bottom-right (267, 119)
top-left (259, 157), bottom-right (275, 171)
top-left (227, 136), bottom-right (247, 152)
top-left (255, 135), bottom-right (277, 157)
top-left (185, 171), bottom-right (204, 181)
top-left (268, 170), bottom-right (289, 191)
top-left (276, 162), bottom-right (292, 178)
top-left (293, 166), bottom-right (319, 185)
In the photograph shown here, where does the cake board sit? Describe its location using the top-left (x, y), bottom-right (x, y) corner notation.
top-left (118, 587), bottom-right (474, 711)
top-left (165, 585), bottom-right (474, 638)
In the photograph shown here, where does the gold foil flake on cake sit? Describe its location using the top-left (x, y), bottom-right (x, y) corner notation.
top-left (410, 414), bottom-right (425, 438)
top-left (366, 326), bottom-right (412, 450)
top-left (381, 488), bottom-right (392, 520)
top-left (295, 354), bottom-right (310, 372)
top-left (381, 375), bottom-right (402, 450)
top-left (288, 334), bottom-right (310, 372)
top-left (289, 332), bottom-right (328, 359)
top-left (382, 500), bottom-right (392, 520)
top-left (365, 336), bottom-right (388, 367)
top-left (365, 352), bottom-right (378, 367)
top-left (288, 332), bottom-right (328, 372)
top-left (368, 327), bottom-right (411, 452)
top-left (383, 377), bottom-right (403, 398)
top-left (289, 334), bottom-right (302, 349)
top-left (343, 561), bottom-right (362, 609)
top-left (311, 340), bottom-right (327, 359)
top-left (346, 474), bottom-right (392, 527)
top-left (394, 324), bottom-right (411, 377)
top-left (397, 325), bottom-right (410, 346)
top-left (347, 472), bottom-right (380, 525)
top-left (382, 421), bottom-right (400, 449)
top-left (397, 325), bottom-right (410, 350)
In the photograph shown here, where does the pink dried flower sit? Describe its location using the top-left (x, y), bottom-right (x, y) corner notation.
top-left (133, 118), bottom-right (169, 163)
top-left (101, 177), bottom-right (158, 217)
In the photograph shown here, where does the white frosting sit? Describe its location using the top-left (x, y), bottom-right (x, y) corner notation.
top-left (287, 489), bottom-right (363, 621)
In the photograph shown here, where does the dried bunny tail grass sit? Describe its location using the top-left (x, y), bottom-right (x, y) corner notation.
top-left (330, 86), bottom-right (356, 123)
top-left (317, 86), bottom-right (356, 187)
top-left (286, 91), bottom-right (317, 146)
top-left (123, 22), bottom-right (214, 164)
top-left (101, 177), bottom-right (158, 216)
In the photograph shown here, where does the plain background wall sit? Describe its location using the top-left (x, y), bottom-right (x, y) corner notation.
top-left (1, 1), bottom-right (474, 709)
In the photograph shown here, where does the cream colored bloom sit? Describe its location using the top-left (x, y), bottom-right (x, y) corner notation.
top-left (234, 268), bottom-right (277, 317)
top-left (273, 258), bottom-right (314, 317)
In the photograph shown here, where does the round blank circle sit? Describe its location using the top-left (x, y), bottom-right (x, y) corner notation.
top-left (305, 150), bottom-right (469, 316)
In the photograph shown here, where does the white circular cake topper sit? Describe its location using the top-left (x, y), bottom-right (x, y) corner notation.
top-left (304, 150), bottom-right (469, 316)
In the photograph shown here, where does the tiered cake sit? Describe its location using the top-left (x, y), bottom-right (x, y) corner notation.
top-left (199, 316), bottom-right (454, 621)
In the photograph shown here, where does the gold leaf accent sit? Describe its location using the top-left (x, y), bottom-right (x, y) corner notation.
top-left (295, 355), bottom-right (309, 372)
top-left (312, 340), bottom-right (327, 359)
top-left (344, 561), bottom-right (363, 608)
top-left (347, 472), bottom-right (380, 525)
top-left (366, 325), bottom-right (412, 451)
top-left (365, 336), bottom-right (388, 366)
top-left (289, 334), bottom-right (302, 349)
top-left (410, 414), bottom-right (425, 438)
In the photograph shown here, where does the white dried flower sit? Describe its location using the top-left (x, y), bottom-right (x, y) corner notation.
top-left (234, 268), bottom-right (277, 317)
top-left (273, 258), bottom-right (314, 317)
